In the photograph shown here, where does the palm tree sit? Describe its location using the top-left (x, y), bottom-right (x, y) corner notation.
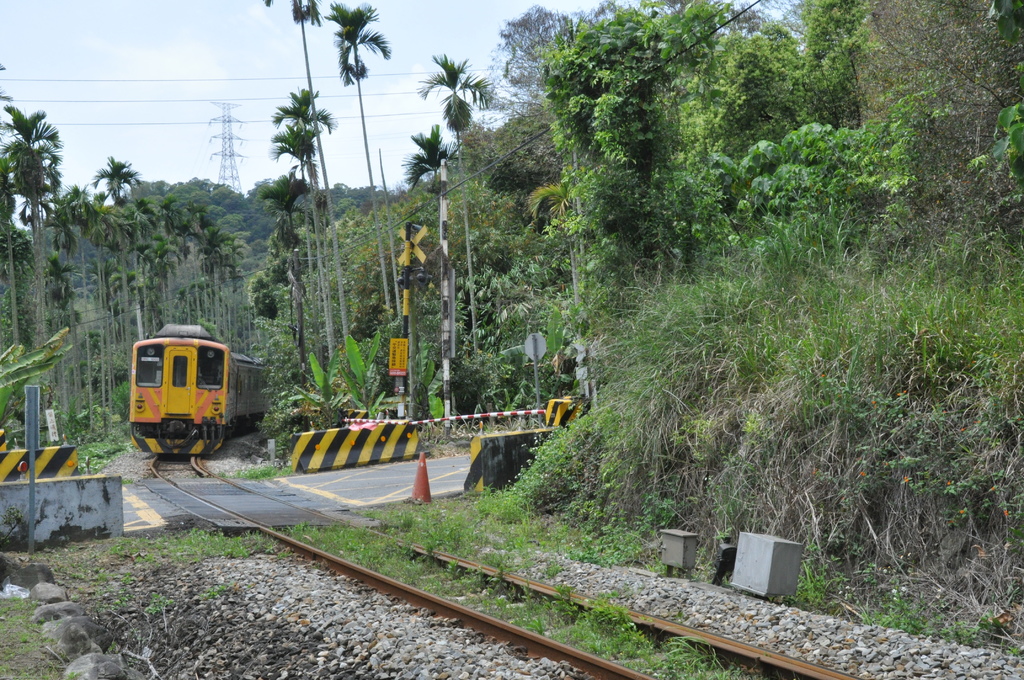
top-left (271, 122), bottom-right (332, 349)
top-left (272, 93), bottom-right (338, 348)
top-left (327, 2), bottom-right (394, 312)
top-left (120, 198), bottom-right (155, 337)
top-left (1, 105), bottom-right (63, 344)
top-left (258, 175), bottom-right (302, 255)
top-left (419, 55), bottom-right (493, 353)
top-left (0, 156), bottom-right (21, 345)
top-left (198, 225), bottom-right (238, 330)
top-left (265, 1), bottom-right (351, 344)
top-left (92, 158), bottom-right (144, 338)
top-left (404, 125), bottom-right (455, 191)
top-left (0, 64), bottom-right (10, 103)
top-left (45, 254), bottom-right (76, 332)
top-left (144, 234), bottom-right (175, 330)
top-left (92, 157), bottom-right (140, 207)
top-left (273, 89), bottom-right (336, 132)
top-left (51, 185), bottom-right (94, 397)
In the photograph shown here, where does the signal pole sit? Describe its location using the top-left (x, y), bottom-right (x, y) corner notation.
top-left (211, 102), bottom-right (244, 192)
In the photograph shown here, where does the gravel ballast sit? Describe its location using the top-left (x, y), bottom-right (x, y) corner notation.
top-left (87, 546), bottom-right (1024, 680)
top-left (511, 553), bottom-right (1024, 680)
top-left (93, 554), bottom-right (588, 680)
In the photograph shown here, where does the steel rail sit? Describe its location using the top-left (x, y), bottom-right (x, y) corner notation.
top-left (405, 547), bottom-right (857, 680)
top-left (152, 457), bottom-right (858, 680)
top-left (147, 457), bottom-right (656, 680)
top-left (189, 458), bottom-right (349, 525)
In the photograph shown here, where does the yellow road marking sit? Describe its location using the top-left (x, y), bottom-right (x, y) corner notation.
top-left (307, 466), bottom-right (380, 489)
top-left (124, 492), bottom-right (164, 528)
top-left (276, 477), bottom-right (369, 506)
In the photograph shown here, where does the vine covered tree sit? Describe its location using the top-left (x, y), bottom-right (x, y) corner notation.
top-left (544, 3), bottom-right (724, 261)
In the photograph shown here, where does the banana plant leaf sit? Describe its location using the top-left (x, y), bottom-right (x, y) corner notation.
top-left (0, 328), bottom-right (70, 430)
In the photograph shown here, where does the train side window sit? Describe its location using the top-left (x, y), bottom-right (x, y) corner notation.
top-left (172, 356), bottom-right (189, 388)
top-left (136, 346), bottom-right (164, 387)
top-left (197, 347), bottom-right (224, 389)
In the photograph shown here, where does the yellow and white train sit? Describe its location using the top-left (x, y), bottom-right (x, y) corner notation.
top-left (129, 324), bottom-right (267, 455)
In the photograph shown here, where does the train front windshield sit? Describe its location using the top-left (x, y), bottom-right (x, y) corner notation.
top-left (136, 346), bottom-right (164, 387)
top-left (197, 347), bottom-right (225, 389)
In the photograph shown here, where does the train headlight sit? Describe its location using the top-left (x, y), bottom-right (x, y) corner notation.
top-left (135, 400), bottom-right (144, 411)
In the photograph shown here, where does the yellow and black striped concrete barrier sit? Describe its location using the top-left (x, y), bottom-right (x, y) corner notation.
top-left (545, 398), bottom-right (579, 427)
top-left (290, 422), bottom-right (419, 473)
top-left (464, 429), bottom-right (553, 492)
top-left (0, 429), bottom-right (6, 452)
top-left (0, 445), bottom-right (79, 483)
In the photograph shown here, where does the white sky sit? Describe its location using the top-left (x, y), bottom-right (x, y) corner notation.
top-left (0, 0), bottom-right (592, 196)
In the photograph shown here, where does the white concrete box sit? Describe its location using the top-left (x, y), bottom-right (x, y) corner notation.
top-left (731, 532), bottom-right (803, 597)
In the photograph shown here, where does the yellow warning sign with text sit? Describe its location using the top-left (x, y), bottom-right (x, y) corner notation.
top-left (389, 338), bottom-right (408, 376)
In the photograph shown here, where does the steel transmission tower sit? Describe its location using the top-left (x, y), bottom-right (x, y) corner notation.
top-left (210, 102), bottom-right (244, 192)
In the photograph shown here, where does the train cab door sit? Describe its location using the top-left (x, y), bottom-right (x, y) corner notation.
top-left (164, 347), bottom-right (193, 416)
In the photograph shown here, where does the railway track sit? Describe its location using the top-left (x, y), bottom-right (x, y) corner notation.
top-left (149, 456), bottom-right (859, 680)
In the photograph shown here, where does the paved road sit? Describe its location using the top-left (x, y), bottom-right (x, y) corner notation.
top-left (123, 454), bottom-right (471, 532)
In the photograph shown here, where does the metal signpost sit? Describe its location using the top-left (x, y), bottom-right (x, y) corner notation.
top-left (25, 385), bottom-right (39, 554)
top-left (525, 333), bottom-right (547, 409)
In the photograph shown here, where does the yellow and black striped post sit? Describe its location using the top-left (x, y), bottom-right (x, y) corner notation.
top-left (545, 398), bottom-right (579, 427)
top-left (0, 429), bottom-right (6, 452)
top-left (290, 422), bottom-right (420, 473)
top-left (465, 429), bottom-right (553, 492)
top-left (0, 445), bottom-right (79, 483)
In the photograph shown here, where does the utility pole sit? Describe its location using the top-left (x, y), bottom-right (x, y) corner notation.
top-left (440, 162), bottom-right (452, 436)
top-left (397, 222), bottom-right (429, 419)
top-left (400, 223), bottom-right (413, 418)
top-left (210, 102), bottom-right (244, 193)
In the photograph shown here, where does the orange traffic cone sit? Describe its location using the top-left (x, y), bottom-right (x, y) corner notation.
top-left (411, 451), bottom-right (432, 503)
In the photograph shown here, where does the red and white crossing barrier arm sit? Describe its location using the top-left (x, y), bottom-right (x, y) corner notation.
top-left (342, 408), bottom-right (546, 427)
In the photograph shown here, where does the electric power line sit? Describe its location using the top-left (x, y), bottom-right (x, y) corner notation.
top-left (52, 111), bottom-right (434, 126)
top-left (0, 70), bottom-right (489, 84)
top-left (14, 91), bottom-right (420, 104)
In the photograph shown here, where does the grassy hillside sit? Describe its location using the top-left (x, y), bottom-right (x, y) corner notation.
top-left (516, 223), bottom-right (1024, 646)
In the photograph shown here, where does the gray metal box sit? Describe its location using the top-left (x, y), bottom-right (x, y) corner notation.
top-left (659, 529), bottom-right (698, 570)
top-left (731, 532), bottom-right (803, 597)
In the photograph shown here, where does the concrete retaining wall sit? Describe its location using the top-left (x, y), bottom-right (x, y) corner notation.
top-left (464, 429), bottom-right (553, 492)
top-left (0, 475), bottom-right (124, 550)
